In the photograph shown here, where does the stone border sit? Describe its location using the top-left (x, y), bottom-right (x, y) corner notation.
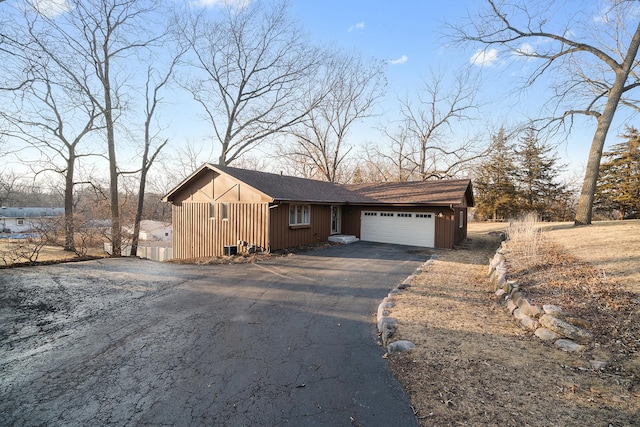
top-left (376, 255), bottom-right (438, 354)
top-left (489, 242), bottom-right (596, 354)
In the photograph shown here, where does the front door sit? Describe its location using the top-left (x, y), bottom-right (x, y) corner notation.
top-left (330, 205), bottom-right (341, 235)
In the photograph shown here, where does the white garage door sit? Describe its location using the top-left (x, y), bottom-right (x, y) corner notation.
top-left (360, 211), bottom-right (435, 247)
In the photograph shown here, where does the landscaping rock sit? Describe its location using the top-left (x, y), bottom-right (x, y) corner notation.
top-left (377, 316), bottom-right (397, 333)
top-left (554, 339), bottom-right (585, 352)
top-left (377, 301), bottom-right (394, 321)
top-left (511, 291), bottom-right (524, 307)
top-left (517, 298), bottom-right (543, 318)
top-left (520, 315), bottom-right (540, 330)
top-left (402, 275), bottom-right (416, 285)
top-left (381, 326), bottom-right (395, 347)
top-left (387, 340), bottom-right (416, 354)
top-left (506, 299), bottom-right (518, 314)
top-left (565, 317), bottom-right (591, 329)
top-left (540, 314), bottom-right (593, 344)
top-left (513, 308), bottom-right (525, 320)
top-left (543, 304), bottom-right (565, 317)
top-left (590, 360), bottom-right (608, 370)
top-left (535, 327), bottom-right (562, 341)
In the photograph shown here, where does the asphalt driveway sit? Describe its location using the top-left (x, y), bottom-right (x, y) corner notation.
top-left (1, 242), bottom-right (427, 426)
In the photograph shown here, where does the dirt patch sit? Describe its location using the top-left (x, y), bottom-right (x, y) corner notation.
top-left (387, 225), bottom-right (640, 426)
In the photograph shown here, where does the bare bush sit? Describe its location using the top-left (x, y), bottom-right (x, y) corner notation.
top-left (0, 218), bottom-right (59, 265)
top-left (505, 212), bottom-right (544, 270)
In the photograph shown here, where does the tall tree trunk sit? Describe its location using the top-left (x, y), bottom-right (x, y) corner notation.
top-left (106, 111), bottom-right (121, 256)
top-left (575, 23), bottom-right (640, 225)
top-left (130, 166), bottom-right (146, 257)
top-left (64, 154), bottom-right (75, 252)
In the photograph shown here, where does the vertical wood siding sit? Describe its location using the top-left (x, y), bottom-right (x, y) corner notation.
top-left (453, 207), bottom-right (468, 245)
top-left (434, 213), bottom-right (454, 249)
top-left (172, 202), bottom-right (269, 259)
top-left (269, 204), bottom-right (331, 251)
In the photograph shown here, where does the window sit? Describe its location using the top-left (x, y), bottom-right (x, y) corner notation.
top-left (459, 211), bottom-right (464, 228)
top-left (397, 213), bottom-right (412, 218)
top-left (16, 218), bottom-right (24, 226)
top-left (380, 212), bottom-right (394, 217)
top-left (416, 213), bottom-right (432, 219)
top-left (289, 204), bottom-right (310, 226)
top-left (210, 202), bottom-right (230, 220)
top-left (364, 212), bottom-right (377, 216)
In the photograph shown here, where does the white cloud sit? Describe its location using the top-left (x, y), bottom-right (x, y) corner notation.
top-left (33, 0), bottom-right (70, 18)
top-left (389, 55), bottom-right (408, 65)
top-left (470, 48), bottom-right (498, 67)
top-left (348, 22), bottom-right (365, 32)
top-left (514, 42), bottom-right (535, 58)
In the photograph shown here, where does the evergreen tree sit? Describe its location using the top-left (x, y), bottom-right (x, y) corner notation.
top-left (474, 128), bottom-right (519, 221)
top-left (595, 126), bottom-right (640, 219)
top-left (514, 127), bottom-right (568, 220)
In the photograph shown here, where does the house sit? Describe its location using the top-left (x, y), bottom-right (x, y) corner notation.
top-left (162, 164), bottom-right (474, 259)
top-left (124, 220), bottom-right (172, 242)
top-left (0, 207), bottom-right (64, 234)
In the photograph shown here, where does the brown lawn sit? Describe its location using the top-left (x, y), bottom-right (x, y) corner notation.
top-left (387, 220), bottom-right (640, 426)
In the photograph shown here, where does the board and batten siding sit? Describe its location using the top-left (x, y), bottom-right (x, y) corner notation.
top-left (268, 204), bottom-right (332, 251)
top-left (172, 202), bottom-right (269, 258)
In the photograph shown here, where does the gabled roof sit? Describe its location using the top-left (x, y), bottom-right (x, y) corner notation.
top-left (211, 164), bottom-right (365, 203)
top-left (163, 163), bottom-right (474, 207)
top-left (344, 179), bottom-right (474, 207)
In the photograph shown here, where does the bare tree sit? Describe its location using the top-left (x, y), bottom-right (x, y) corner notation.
top-left (283, 53), bottom-right (387, 183)
top-left (182, 0), bottom-right (324, 166)
top-left (453, 0), bottom-right (640, 224)
top-left (375, 70), bottom-right (486, 181)
top-left (20, 0), bottom-right (175, 255)
top-left (0, 171), bottom-right (21, 207)
top-left (130, 48), bottom-right (185, 257)
top-left (0, 58), bottom-right (102, 251)
top-left (366, 123), bottom-right (417, 181)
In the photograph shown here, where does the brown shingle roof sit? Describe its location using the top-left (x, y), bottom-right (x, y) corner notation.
top-left (344, 179), bottom-right (474, 206)
top-left (165, 163), bottom-right (473, 207)
top-left (209, 164), bottom-right (367, 203)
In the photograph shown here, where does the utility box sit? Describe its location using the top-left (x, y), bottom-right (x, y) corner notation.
top-left (224, 245), bottom-right (238, 256)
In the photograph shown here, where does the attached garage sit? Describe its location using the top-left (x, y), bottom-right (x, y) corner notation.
top-left (360, 211), bottom-right (435, 247)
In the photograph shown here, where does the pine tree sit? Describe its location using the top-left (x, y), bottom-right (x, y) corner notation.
top-left (513, 127), bottom-right (568, 220)
top-left (595, 126), bottom-right (640, 219)
top-left (474, 128), bottom-right (519, 221)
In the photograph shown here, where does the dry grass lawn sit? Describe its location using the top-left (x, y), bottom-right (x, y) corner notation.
top-left (0, 240), bottom-right (104, 267)
top-left (387, 220), bottom-right (640, 426)
top-left (542, 220), bottom-right (640, 294)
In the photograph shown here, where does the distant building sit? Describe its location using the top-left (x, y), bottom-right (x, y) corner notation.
top-left (0, 207), bottom-right (64, 234)
top-left (126, 220), bottom-right (172, 242)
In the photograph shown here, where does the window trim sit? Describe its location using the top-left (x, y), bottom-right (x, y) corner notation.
top-left (221, 202), bottom-right (229, 221)
top-left (289, 204), bottom-right (310, 226)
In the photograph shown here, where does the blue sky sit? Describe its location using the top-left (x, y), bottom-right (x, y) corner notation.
top-left (260, 0), bottom-right (620, 181)
top-left (7, 0), bottom-right (636, 185)
top-left (279, 0), bottom-right (632, 181)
